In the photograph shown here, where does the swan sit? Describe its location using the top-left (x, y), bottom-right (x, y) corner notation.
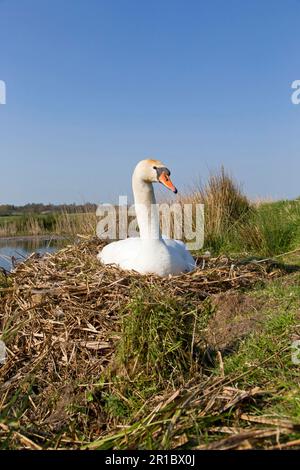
top-left (97, 159), bottom-right (196, 276)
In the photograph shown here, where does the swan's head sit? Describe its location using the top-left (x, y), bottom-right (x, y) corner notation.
top-left (134, 159), bottom-right (177, 194)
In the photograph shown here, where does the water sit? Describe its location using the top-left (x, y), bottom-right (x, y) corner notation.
top-left (0, 237), bottom-right (67, 272)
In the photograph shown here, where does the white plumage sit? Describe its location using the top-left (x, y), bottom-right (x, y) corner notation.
top-left (98, 159), bottom-right (196, 276)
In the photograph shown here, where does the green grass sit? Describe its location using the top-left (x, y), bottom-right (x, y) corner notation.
top-left (86, 273), bottom-right (300, 449)
top-left (0, 211), bottom-right (96, 237)
top-left (93, 285), bottom-right (209, 425)
top-left (176, 169), bottom-right (300, 258)
top-left (116, 285), bottom-right (202, 383)
top-left (233, 200), bottom-right (300, 257)
top-left (1, 254), bottom-right (300, 449)
top-left (1, 169), bottom-right (300, 264)
top-left (221, 276), bottom-right (300, 422)
top-left (2, 170), bottom-right (300, 449)
top-left (0, 213), bottom-right (57, 236)
top-left (200, 198), bottom-right (300, 258)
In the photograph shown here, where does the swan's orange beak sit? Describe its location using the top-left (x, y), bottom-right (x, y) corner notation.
top-left (158, 172), bottom-right (178, 194)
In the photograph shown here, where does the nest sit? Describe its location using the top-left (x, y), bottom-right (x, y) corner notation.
top-left (0, 238), bottom-right (288, 449)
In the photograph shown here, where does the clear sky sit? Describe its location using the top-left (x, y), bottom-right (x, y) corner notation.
top-left (0, 0), bottom-right (299, 205)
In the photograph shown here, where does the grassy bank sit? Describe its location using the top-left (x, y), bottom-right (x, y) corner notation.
top-left (1, 171), bottom-right (300, 449)
top-left (0, 239), bottom-right (300, 449)
top-left (0, 211), bottom-right (96, 238)
top-left (178, 169), bottom-right (300, 258)
top-left (1, 169), bottom-right (300, 262)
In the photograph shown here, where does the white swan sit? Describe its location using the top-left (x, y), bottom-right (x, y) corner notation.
top-left (98, 159), bottom-right (196, 276)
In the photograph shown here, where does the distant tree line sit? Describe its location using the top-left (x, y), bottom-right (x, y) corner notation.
top-left (0, 203), bottom-right (97, 216)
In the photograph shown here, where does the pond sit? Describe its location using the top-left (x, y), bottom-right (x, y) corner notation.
top-left (0, 236), bottom-right (68, 272)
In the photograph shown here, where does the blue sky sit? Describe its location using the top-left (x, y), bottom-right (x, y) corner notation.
top-left (0, 0), bottom-right (299, 204)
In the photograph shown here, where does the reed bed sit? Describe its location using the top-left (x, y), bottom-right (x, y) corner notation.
top-left (0, 211), bottom-right (96, 238)
top-left (1, 237), bottom-right (297, 449)
top-left (1, 169), bottom-right (300, 261)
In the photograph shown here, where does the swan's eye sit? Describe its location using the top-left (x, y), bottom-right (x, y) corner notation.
top-left (153, 166), bottom-right (157, 170)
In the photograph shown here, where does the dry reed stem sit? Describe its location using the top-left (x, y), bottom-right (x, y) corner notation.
top-left (0, 238), bottom-right (294, 449)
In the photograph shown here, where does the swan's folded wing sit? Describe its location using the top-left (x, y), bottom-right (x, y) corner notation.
top-left (163, 238), bottom-right (196, 271)
top-left (98, 238), bottom-right (141, 269)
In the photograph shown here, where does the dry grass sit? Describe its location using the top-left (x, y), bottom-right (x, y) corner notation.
top-left (0, 168), bottom-right (251, 247)
top-left (2, 169), bottom-right (299, 261)
top-left (0, 211), bottom-right (96, 238)
top-left (0, 217), bottom-right (45, 237)
top-left (177, 167), bottom-right (251, 252)
top-left (1, 169), bottom-right (300, 449)
top-left (1, 237), bottom-right (298, 450)
top-left (53, 210), bottom-right (96, 237)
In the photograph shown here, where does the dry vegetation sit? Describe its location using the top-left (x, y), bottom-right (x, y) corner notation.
top-left (1, 168), bottom-right (300, 261)
top-left (1, 238), bottom-right (300, 449)
top-left (0, 211), bottom-right (97, 238)
top-left (1, 169), bottom-right (300, 450)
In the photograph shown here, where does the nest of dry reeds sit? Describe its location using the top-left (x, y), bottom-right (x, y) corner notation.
top-left (0, 238), bottom-right (293, 449)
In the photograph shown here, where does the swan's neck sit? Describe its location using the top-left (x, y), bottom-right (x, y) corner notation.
top-left (132, 174), bottom-right (161, 240)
